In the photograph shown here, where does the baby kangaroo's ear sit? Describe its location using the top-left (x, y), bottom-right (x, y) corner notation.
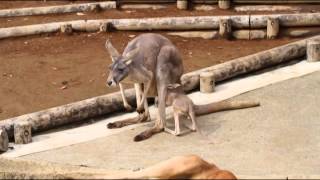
top-left (167, 83), bottom-right (181, 89)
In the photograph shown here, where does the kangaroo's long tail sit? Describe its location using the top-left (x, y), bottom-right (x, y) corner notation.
top-left (194, 100), bottom-right (260, 116)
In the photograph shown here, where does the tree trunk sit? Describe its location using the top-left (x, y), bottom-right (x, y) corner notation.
top-left (0, 2), bottom-right (116, 17)
top-left (181, 35), bottom-right (320, 92)
top-left (307, 40), bottom-right (320, 62)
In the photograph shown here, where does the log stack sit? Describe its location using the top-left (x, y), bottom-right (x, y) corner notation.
top-left (1, 13), bottom-right (320, 40)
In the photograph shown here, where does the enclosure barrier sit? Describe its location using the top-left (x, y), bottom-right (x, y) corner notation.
top-left (0, 1), bottom-right (116, 17)
top-left (120, 0), bottom-right (320, 10)
top-left (1, 0), bottom-right (320, 17)
top-left (1, 34), bottom-right (320, 146)
top-left (0, 13), bottom-right (320, 40)
top-left (167, 27), bottom-right (320, 40)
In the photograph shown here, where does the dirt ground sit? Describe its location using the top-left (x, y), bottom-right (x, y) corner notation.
top-left (1, 1), bottom-right (319, 120)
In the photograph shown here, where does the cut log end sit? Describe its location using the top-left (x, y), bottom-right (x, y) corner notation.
top-left (177, 0), bottom-right (188, 10)
top-left (219, 18), bottom-right (232, 40)
top-left (218, 0), bottom-right (231, 10)
top-left (60, 24), bottom-right (73, 35)
top-left (14, 121), bottom-right (32, 144)
top-left (0, 128), bottom-right (9, 152)
top-left (307, 40), bottom-right (320, 62)
top-left (89, 4), bottom-right (101, 13)
top-left (267, 17), bottom-right (279, 39)
top-left (100, 22), bottom-right (114, 32)
top-left (200, 72), bottom-right (215, 93)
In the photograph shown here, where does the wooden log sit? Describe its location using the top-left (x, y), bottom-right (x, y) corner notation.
top-left (89, 4), bottom-right (102, 13)
top-left (120, 4), bottom-right (167, 10)
top-left (167, 28), bottom-right (320, 40)
top-left (232, 30), bottom-right (266, 40)
top-left (60, 24), bottom-right (73, 35)
top-left (307, 40), bottom-right (320, 62)
top-left (219, 18), bottom-right (232, 39)
top-left (267, 18), bottom-right (279, 39)
top-left (218, 0), bottom-right (231, 9)
top-left (181, 35), bottom-right (320, 92)
top-left (0, 90), bottom-right (136, 139)
top-left (167, 31), bottom-right (219, 39)
top-left (177, 0), bottom-right (188, 10)
top-left (280, 27), bottom-right (320, 38)
top-left (1, 13), bottom-right (320, 39)
top-left (234, 5), bottom-right (301, 12)
top-left (233, 0), bottom-right (320, 4)
top-left (200, 72), bottom-right (215, 93)
top-left (14, 121), bottom-right (32, 144)
top-left (0, 2), bottom-right (116, 17)
top-left (0, 128), bottom-right (9, 152)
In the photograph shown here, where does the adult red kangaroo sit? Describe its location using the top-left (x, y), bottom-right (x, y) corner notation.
top-left (105, 33), bottom-right (184, 141)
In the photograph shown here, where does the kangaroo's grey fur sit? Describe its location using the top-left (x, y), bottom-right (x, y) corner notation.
top-left (105, 33), bottom-right (183, 141)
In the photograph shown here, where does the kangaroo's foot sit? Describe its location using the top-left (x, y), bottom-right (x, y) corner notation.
top-left (107, 112), bottom-right (151, 129)
top-left (134, 126), bottom-right (163, 142)
top-left (124, 103), bottom-right (134, 112)
top-left (164, 127), bottom-right (181, 136)
top-left (136, 105), bottom-right (145, 114)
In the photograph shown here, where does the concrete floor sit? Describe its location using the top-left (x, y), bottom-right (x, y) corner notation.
top-left (20, 71), bottom-right (320, 178)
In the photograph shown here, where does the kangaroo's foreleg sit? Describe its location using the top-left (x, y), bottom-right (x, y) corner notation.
top-left (134, 83), bottom-right (142, 108)
top-left (136, 79), bottom-right (153, 114)
top-left (135, 83), bottom-right (151, 121)
top-left (119, 83), bottom-right (134, 112)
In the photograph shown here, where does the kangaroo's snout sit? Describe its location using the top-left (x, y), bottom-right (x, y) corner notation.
top-left (107, 80), bottom-right (113, 86)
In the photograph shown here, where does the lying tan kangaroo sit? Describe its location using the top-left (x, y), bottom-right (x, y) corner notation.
top-left (63, 154), bottom-right (237, 179)
top-left (165, 83), bottom-right (260, 136)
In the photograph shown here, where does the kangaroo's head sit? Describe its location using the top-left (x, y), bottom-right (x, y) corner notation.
top-left (105, 39), bottom-right (139, 87)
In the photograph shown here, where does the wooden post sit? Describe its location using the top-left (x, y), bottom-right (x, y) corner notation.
top-left (200, 72), bottom-right (215, 93)
top-left (14, 121), bottom-right (32, 144)
top-left (89, 4), bottom-right (101, 12)
top-left (99, 22), bottom-right (114, 32)
top-left (307, 40), bottom-right (320, 62)
top-left (219, 18), bottom-right (232, 39)
top-left (60, 24), bottom-right (73, 35)
top-left (218, 0), bottom-right (231, 9)
top-left (267, 17), bottom-right (279, 39)
top-left (0, 128), bottom-right (9, 152)
top-left (177, 0), bottom-right (188, 10)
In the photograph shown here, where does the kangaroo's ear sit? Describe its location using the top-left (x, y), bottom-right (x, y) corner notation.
top-left (167, 83), bottom-right (181, 89)
top-left (105, 39), bottom-right (120, 62)
top-left (123, 47), bottom-right (139, 62)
